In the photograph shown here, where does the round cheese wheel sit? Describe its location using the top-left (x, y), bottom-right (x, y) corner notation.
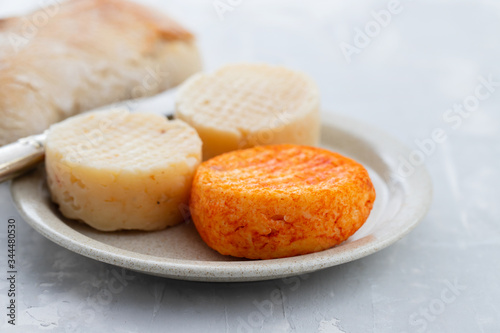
top-left (175, 63), bottom-right (320, 159)
top-left (45, 109), bottom-right (201, 231)
top-left (190, 144), bottom-right (376, 259)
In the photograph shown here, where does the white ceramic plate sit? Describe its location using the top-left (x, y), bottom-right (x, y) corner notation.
top-left (11, 114), bottom-right (432, 282)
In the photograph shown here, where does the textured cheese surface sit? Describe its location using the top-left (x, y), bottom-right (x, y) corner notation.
top-left (190, 145), bottom-right (376, 259)
top-left (175, 63), bottom-right (320, 159)
top-left (45, 109), bottom-right (201, 231)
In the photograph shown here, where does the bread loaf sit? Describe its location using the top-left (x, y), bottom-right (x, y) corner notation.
top-left (0, 0), bottom-right (202, 145)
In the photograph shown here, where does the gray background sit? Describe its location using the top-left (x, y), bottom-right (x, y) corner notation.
top-left (1, 0), bottom-right (499, 332)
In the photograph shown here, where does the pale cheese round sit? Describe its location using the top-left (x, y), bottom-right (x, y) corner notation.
top-left (175, 63), bottom-right (320, 159)
top-left (45, 109), bottom-right (201, 231)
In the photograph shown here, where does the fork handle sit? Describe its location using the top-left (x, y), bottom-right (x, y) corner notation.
top-left (0, 133), bottom-right (46, 183)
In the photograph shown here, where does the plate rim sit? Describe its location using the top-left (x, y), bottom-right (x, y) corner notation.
top-left (11, 113), bottom-right (433, 282)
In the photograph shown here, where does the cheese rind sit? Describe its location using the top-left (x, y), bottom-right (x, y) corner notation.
top-left (190, 145), bottom-right (376, 259)
top-left (175, 63), bottom-right (320, 159)
top-left (45, 109), bottom-right (202, 231)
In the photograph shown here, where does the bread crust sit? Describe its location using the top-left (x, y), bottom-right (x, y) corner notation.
top-left (190, 145), bottom-right (376, 259)
top-left (0, 0), bottom-right (202, 145)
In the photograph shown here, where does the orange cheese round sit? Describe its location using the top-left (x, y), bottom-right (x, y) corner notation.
top-left (190, 144), bottom-right (376, 259)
